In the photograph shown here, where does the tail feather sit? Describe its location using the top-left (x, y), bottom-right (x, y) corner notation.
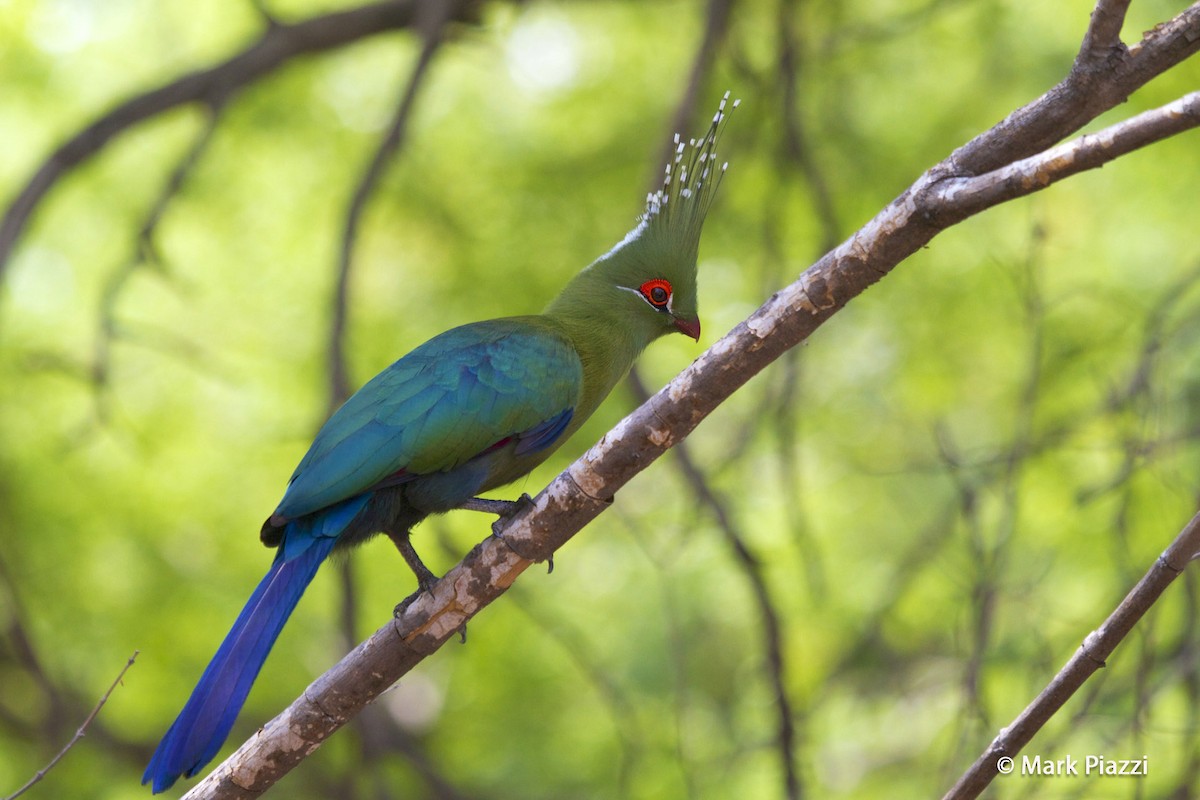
top-left (142, 537), bottom-right (333, 792)
top-left (143, 496), bottom-right (367, 793)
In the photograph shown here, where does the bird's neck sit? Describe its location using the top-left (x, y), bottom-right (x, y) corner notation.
top-left (544, 273), bottom-right (656, 421)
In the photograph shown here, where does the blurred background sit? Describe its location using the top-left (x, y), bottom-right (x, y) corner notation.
top-left (2, 0), bottom-right (1199, 798)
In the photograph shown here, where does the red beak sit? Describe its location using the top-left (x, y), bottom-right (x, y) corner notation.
top-left (673, 316), bottom-right (701, 341)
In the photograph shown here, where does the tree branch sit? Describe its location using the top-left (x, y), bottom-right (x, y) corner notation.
top-left (948, 1), bottom-right (1199, 173)
top-left (3, 652), bottom-right (137, 800)
top-left (0, 0), bottom-right (483, 278)
top-left (1077, 0), bottom-right (1132, 68)
top-left (934, 91), bottom-right (1200, 216)
top-left (942, 511), bottom-right (1200, 800)
top-left (180, 4), bottom-right (1200, 796)
top-left (328, 0), bottom-right (453, 411)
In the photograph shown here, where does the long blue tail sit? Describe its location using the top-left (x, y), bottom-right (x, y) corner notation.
top-left (143, 498), bottom-right (367, 793)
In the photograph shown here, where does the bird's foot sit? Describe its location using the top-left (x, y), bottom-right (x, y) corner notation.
top-left (393, 564), bottom-right (440, 619)
top-left (412, 563), bottom-right (439, 595)
top-left (460, 493), bottom-right (553, 573)
top-left (385, 533), bottom-right (468, 638)
top-left (387, 531), bottom-right (440, 612)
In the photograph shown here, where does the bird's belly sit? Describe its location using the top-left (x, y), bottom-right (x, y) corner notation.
top-left (408, 442), bottom-right (556, 513)
top-left (339, 443), bottom-right (558, 551)
top-left (405, 459), bottom-right (493, 513)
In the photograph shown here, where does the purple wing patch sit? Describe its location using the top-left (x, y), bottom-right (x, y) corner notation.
top-left (514, 408), bottom-right (574, 456)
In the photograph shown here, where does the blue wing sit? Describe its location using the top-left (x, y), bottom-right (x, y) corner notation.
top-left (272, 317), bottom-right (582, 520)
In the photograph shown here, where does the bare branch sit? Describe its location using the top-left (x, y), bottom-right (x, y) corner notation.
top-left (1077, 0), bottom-right (1133, 67)
top-left (328, 1), bottom-right (453, 412)
top-left (941, 513), bottom-right (1200, 800)
top-left (935, 91), bottom-right (1200, 216)
top-left (0, 0), bottom-right (483, 278)
top-left (949, 1), bottom-right (1200, 173)
top-left (3, 652), bottom-right (138, 800)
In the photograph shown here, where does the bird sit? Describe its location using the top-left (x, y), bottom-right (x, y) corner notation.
top-left (143, 92), bottom-right (736, 793)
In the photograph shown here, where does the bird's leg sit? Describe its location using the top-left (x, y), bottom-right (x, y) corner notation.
top-left (386, 531), bottom-right (439, 594)
top-left (458, 493), bottom-right (552, 572)
top-left (458, 493), bottom-right (535, 533)
top-left (388, 534), bottom-right (467, 641)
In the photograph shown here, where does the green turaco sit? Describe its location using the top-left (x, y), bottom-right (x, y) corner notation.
top-left (144, 93), bottom-right (736, 793)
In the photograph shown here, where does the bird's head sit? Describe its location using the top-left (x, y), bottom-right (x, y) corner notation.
top-left (548, 93), bottom-right (736, 345)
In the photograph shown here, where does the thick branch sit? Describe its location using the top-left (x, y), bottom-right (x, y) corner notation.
top-left (948, 1), bottom-right (1200, 174)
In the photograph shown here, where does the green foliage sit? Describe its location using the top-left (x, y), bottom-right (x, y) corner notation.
top-left (2, 0), bottom-right (1199, 798)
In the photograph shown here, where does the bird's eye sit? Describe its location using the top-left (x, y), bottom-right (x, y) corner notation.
top-left (639, 279), bottom-right (672, 309)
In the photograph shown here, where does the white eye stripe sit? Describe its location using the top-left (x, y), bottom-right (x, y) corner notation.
top-left (618, 285), bottom-right (674, 314)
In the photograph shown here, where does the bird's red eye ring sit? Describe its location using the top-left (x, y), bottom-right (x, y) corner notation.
top-left (639, 279), bottom-right (672, 309)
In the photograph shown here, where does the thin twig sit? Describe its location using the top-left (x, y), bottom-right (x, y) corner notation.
top-left (3, 652), bottom-right (138, 800)
top-left (941, 513), bottom-right (1200, 800)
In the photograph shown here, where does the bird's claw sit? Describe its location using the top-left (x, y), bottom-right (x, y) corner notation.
top-left (415, 569), bottom-right (438, 596)
top-left (393, 571), bottom-right (439, 618)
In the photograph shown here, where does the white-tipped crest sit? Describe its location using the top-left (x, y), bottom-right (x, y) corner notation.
top-left (607, 92), bottom-right (737, 258)
top-left (634, 92), bottom-right (737, 256)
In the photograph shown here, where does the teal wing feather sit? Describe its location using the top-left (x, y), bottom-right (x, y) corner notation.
top-left (274, 317), bottom-right (582, 520)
